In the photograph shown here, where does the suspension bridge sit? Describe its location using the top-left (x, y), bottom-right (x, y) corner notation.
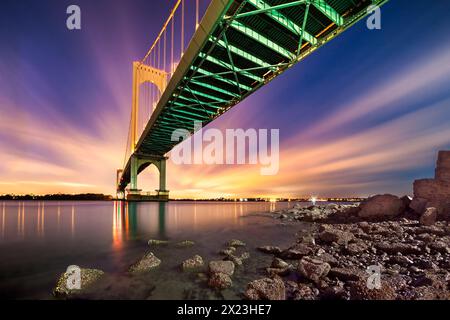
top-left (116, 0), bottom-right (388, 201)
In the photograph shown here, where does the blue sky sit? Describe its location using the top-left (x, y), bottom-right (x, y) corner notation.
top-left (1, 0), bottom-right (450, 198)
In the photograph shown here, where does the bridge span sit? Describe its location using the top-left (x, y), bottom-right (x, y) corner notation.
top-left (117, 0), bottom-right (388, 201)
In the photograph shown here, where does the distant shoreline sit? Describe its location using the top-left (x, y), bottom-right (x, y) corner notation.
top-left (0, 195), bottom-right (365, 203)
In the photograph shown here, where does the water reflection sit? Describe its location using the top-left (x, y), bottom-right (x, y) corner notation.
top-left (112, 201), bottom-right (168, 249)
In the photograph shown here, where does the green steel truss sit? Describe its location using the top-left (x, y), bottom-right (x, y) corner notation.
top-left (119, 0), bottom-right (389, 190)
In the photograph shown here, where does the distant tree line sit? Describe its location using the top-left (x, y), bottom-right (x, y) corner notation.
top-left (0, 193), bottom-right (113, 201)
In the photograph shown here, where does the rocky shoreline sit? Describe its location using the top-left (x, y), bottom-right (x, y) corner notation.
top-left (52, 152), bottom-right (450, 300)
top-left (251, 200), bottom-right (450, 300)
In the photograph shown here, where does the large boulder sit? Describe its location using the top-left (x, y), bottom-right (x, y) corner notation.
top-left (358, 194), bottom-right (405, 219)
top-left (129, 252), bottom-right (161, 273)
top-left (244, 277), bottom-right (286, 300)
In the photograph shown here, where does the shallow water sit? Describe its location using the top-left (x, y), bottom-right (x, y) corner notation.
top-left (0, 200), bottom-right (311, 299)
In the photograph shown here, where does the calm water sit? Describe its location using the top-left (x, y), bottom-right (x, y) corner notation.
top-left (0, 201), bottom-right (308, 300)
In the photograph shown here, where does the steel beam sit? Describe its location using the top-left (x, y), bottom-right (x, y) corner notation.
top-left (312, 0), bottom-right (344, 26)
top-left (229, 20), bottom-right (294, 59)
top-left (246, 0), bottom-right (317, 45)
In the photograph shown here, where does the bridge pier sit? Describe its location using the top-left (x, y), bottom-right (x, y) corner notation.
top-left (127, 154), bottom-right (169, 202)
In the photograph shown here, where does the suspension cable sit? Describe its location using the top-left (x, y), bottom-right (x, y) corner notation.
top-left (141, 0), bottom-right (182, 63)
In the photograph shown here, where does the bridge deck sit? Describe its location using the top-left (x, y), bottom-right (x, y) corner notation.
top-left (119, 0), bottom-right (388, 190)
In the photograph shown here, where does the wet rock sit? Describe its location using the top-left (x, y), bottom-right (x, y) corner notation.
top-left (225, 254), bottom-right (243, 266)
top-left (176, 240), bottom-right (195, 247)
top-left (129, 252), bottom-right (161, 273)
top-left (279, 243), bottom-right (313, 259)
top-left (240, 252), bottom-right (250, 260)
top-left (420, 207), bottom-right (437, 226)
top-left (257, 246), bottom-right (282, 255)
top-left (219, 247), bottom-right (236, 256)
top-left (228, 239), bottom-right (246, 247)
top-left (53, 268), bottom-right (104, 298)
top-left (297, 256), bottom-right (331, 283)
top-left (319, 228), bottom-right (354, 245)
top-left (209, 260), bottom-right (235, 276)
top-left (358, 194), bottom-right (405, 219)
top-left (245, 277), bottom-right (286, 300)
top-left (271, 257), bottom-right (290, 269)
top-left (208, 272), bottom-right (232, 289)
top-left (266, 267), bottom-right (290, 277)
top-left (182, 255), bottom-right (204, 271)
top-left (148, 239), bottom-right (169, 246)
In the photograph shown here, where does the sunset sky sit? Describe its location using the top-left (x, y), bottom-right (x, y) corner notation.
top-left (1, 0), bottom-right (450, 198)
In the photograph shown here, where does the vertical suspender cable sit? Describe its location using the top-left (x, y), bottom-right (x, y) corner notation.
top-left (171, 16), bottom-right (174, 74)
top-left (164, 30), bottom-right (167, 73)
top-left (196, 0), bottom-right (199, 29)
top-left (181, 0), bottom-right (185, 56)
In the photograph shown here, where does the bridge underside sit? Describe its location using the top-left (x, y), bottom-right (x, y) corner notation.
top-left (118, 0), bottom-right (388, 192)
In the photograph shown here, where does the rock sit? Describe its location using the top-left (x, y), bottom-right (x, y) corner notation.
top-left (271, 257), bottom-right (290, 269)
top-left (225, 254), bottom-right (243, 266)
top-left (129, 252), bottom-right (161, 273)
top-left (348, 279), bottom-right (396, 300)
top-left (257, 246), bottom-right (282, 255)
top-left (329, 267), bottom-right (366, 282)
top-left (182, 255), bottom-right (204, 270)
top-left (176, 240), bottom-right (195, 247)
top-left (279, 243), bottom-right (313, 259)
top-left (53, 268), bottom-right (104, 298)
top-left (409, 197), bottom-right (428, 214)
top-left (266, 267), bottom-right (290, 277)
top-left (219, 247), bottom-right (236, 256)
top-left (345, 241), bottom-right (369, 254)
top-left (148, 239), bottom-right (169, 246)
top-left (299, 235), bottom-right (316, 245)
top-left (228, 239), bottom-right (246, 247)
top-left (389, 255), bottom-right (414, 266)
top-left (420, 207), bottom-right (437, 226)
top-left (400, 195), bottom-right (412, 209)
top-left (294, 283), bottom-right (317, 300)
top-left (240, 252), bottom-right (250, 260)
top-left (319, 228), bottom-right (354, 245)
top-left (209, 260), bottom-right (235, 276)
top-left (429, 241), bottom-right (450, 254)
top-left (208, 272), bottom-right (232, 289)
top-left (315, 252), bottom-right (339, 267)
top-left (376, 242), bottom-right (422, 254)
top-left (244, 277), bottom-right (286, 300)
top-left (358, 194), bottom-right (405, 219)
top-left (297, 256), bottom-right (331, 283)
